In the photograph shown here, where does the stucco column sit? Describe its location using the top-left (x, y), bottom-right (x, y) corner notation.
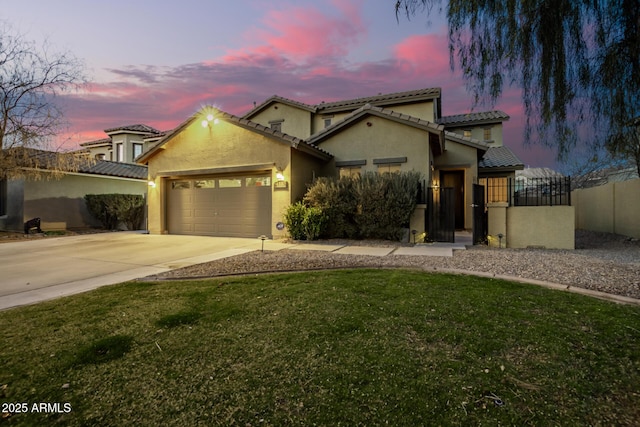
top-left (487, 202), bottom-right (508, 248)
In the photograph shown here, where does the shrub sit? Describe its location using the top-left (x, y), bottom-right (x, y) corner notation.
top-left (283, 201), bottom-right (307, 240)
top-left (304, 177), bottom-right (358, 238)
top-left (84, 194), bottom-right (145, 230)
top-left (304, 171), bottom-right (422, 241)
top-left (283, 202), bottom-right (327, 241)
top-left (302, 206), bottom-right (327, 241)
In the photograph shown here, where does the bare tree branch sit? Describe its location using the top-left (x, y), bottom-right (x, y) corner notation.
top-left (0, 23), bottom-right (88, 180)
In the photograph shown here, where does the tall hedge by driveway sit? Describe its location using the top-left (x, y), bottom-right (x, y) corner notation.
top-left (84, 194), bottom-right (145, 230)
top-left (303, 171), bottom-right (421, 241)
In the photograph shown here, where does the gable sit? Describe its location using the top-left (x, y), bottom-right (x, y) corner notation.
top-left (243, 101), bottom-right (313, 139)
top-left (312, 113), bottom-right (435, 176)
top-left (138, 107), bottom-right (331, 166)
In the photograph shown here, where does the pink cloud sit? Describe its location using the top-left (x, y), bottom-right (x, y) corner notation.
top-left (51, 3), bottom-right (561, 169)
top-left (225, 1), bottom-right (365, 66)
top-left (394, 33), bottom-right (450, 77)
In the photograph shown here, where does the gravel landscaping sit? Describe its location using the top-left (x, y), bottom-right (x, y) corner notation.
top-left (147, 230), bottom-right (640, 300)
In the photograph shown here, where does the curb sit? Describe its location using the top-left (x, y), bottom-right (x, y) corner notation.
top-left (139, 265), bottom-right (640, 307)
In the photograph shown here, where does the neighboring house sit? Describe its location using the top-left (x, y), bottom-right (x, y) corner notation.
top-left (138, 87), bottom-right (529, 241)
top-left (80, 124), bottom-right (164, 163)
top-left (572, 165), bottom-right (639, 189)
top-left (0, 155), bottom-right (147, 232)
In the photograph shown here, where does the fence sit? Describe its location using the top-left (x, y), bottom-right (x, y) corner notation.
top-left (572, 178), bottom-right (640, 238)
top-left (479, 177), bottom-right (571, 207)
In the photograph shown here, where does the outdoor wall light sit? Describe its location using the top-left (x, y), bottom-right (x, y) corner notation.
top-left (276, 171), bottom-right (285, 181)
top-left (148, 181), bottom-right (156, 188)
top-left (201, 113), bottom-right (220, 128)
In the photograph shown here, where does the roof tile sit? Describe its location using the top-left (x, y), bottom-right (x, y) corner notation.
top-left (438, 111), bottom-right (510, 126)
top-left (479, 146), bottom-right (524, 169)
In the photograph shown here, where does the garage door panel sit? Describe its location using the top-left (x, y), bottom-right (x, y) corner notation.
top-left (167, 175), bottom-right (272, 238)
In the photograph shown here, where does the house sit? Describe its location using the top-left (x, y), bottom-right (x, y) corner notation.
top-left (0, 150), bottom-right (148, 232)
top-left (138, 87), bottom-right (537, 243)
top-left (80, 124), bottom-right (164, 163)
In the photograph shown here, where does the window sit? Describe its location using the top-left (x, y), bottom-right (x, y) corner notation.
top-left (171, 180), bottom-right (191, 190)
top-left (95, 153), bottom-right (105, 160)
top-left (479, 177), bottom-right (508, 203)
top-left (218, 178), bottom-right (242, 188)
top-left (463, 129), bottom-right (472, 138)
top-left (323, 118), bottom-right (332, 128)
top-left (339, 167), bottom-right (361, 178)
top-left (0, 179), bottom-right (7, 216)
top-left (377, 164), bottom-right (401, 174)
top-left (116, 143), bottom-right (124, 162)
top-left (246, 177), bottom-right (271, 187)
top-left (133, 143), bottom-right (143, 159)
top-left (194, 180), bottom-right (215, 189)
top-left (483, 127), bottom-right (492, 141)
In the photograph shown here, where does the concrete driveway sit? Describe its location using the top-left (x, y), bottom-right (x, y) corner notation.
top-left (0, 231), bottom-right (290, 310)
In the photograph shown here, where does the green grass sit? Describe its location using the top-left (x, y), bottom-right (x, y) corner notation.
top-left (0, 269), bottom-right (639, 426)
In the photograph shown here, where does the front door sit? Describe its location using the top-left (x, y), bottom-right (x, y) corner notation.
top-left (441, 171), bottom-right (465, 229)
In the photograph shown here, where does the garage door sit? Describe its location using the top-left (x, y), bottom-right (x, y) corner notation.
top-left (167, 174), bottom-right (272, 238)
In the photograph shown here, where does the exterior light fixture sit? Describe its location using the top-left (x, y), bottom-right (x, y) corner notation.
top-left (148, 181), bottom-right (156, 188)
top-left (276, 171), bottom-right (285, 181)
top-left (201, 112), bottom-right (220, 128)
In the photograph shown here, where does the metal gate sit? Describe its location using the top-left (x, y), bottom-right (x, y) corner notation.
top-left (472, 183), bottom-right (488, 245)
top-left (426, 187), bottom-right (455, 243)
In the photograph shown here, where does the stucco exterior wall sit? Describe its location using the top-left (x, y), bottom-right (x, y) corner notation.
top-left (290, 150), bottom-right (324, 202)
top-left (572, 178), bottom-right (640, 238)
top-left (249, 103), bottom-right (312, 139)
top-left (384, 102), bottom-right (435, 122)
top-left (312, 100), bottom-right (436, 134)
top-left (145, 118), bottom-right (294, 237)
top-left (23, 174), bottom-right (146, 229)
top-left (433, 142), bottom-right (478, 230)
top-left (0, 180), bottom-right (25, 232)
top-left (315, 116), bottom-right (431, 177)
top-left (506, 206), bottom-right (575, 249)
top-left (447, 123), bottom-right (504, 147)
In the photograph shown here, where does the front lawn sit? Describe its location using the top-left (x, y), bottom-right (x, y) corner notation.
top-left (1, 270), bottom-right (639, 426)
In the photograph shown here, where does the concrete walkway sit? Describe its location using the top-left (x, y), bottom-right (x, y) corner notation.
top-left (0, 231), bottom-right (471, 310)
top-left (288, 231), bottom-right (472, 257)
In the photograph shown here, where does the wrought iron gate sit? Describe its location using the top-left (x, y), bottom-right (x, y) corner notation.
top-left (472, 183), bottom-right (488, 245)
top-left (426, 187), bottom-right (455, 243)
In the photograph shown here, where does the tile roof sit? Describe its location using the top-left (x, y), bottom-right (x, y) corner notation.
top-left (516, 167), bottom-right (564, 179)
top-left (478, 146), bottom-right (524, 170)
top-left (138, 107), bottom-right (333, 164)
top-left (243, 95), bottom-right (317, 119)
top-left (79, 137), bottom-right (112, 147)
top-left (307, 103), bottom-right (444, 144)
top-left (79, 160), bottom-right (148, 180)
top-left (7, 148), bottom-right (148, 179)
top-left (315, 87), bottom-right (441, 113)
top-left (104, 124), bottom-right (162, 134)
top-left (438, 111), bottom-right (510, 126)
top-left (443, 130), bottom-right (490, 151)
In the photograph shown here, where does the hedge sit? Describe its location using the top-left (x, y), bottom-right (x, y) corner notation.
top-left (84, 194), bottom-right (145, 231)
top-left (304, 171), bottom-right (421, 241)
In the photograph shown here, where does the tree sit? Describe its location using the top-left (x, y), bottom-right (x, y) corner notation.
top-left (395, 0), bottom-right (640, 169)
top-left (0, 23), bottom-right (88, 180)
top-left (607, 118), bottom-right (640, 177)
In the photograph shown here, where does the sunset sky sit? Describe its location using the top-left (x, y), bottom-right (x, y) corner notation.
top-left (3, 0), bottom-right (561, 169)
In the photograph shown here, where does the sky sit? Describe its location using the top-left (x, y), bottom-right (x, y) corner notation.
top-left (2, 0), bottom-right (560, 169)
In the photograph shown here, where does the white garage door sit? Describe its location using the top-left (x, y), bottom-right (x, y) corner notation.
top-left (167, 174), bottom-right (272, 238)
